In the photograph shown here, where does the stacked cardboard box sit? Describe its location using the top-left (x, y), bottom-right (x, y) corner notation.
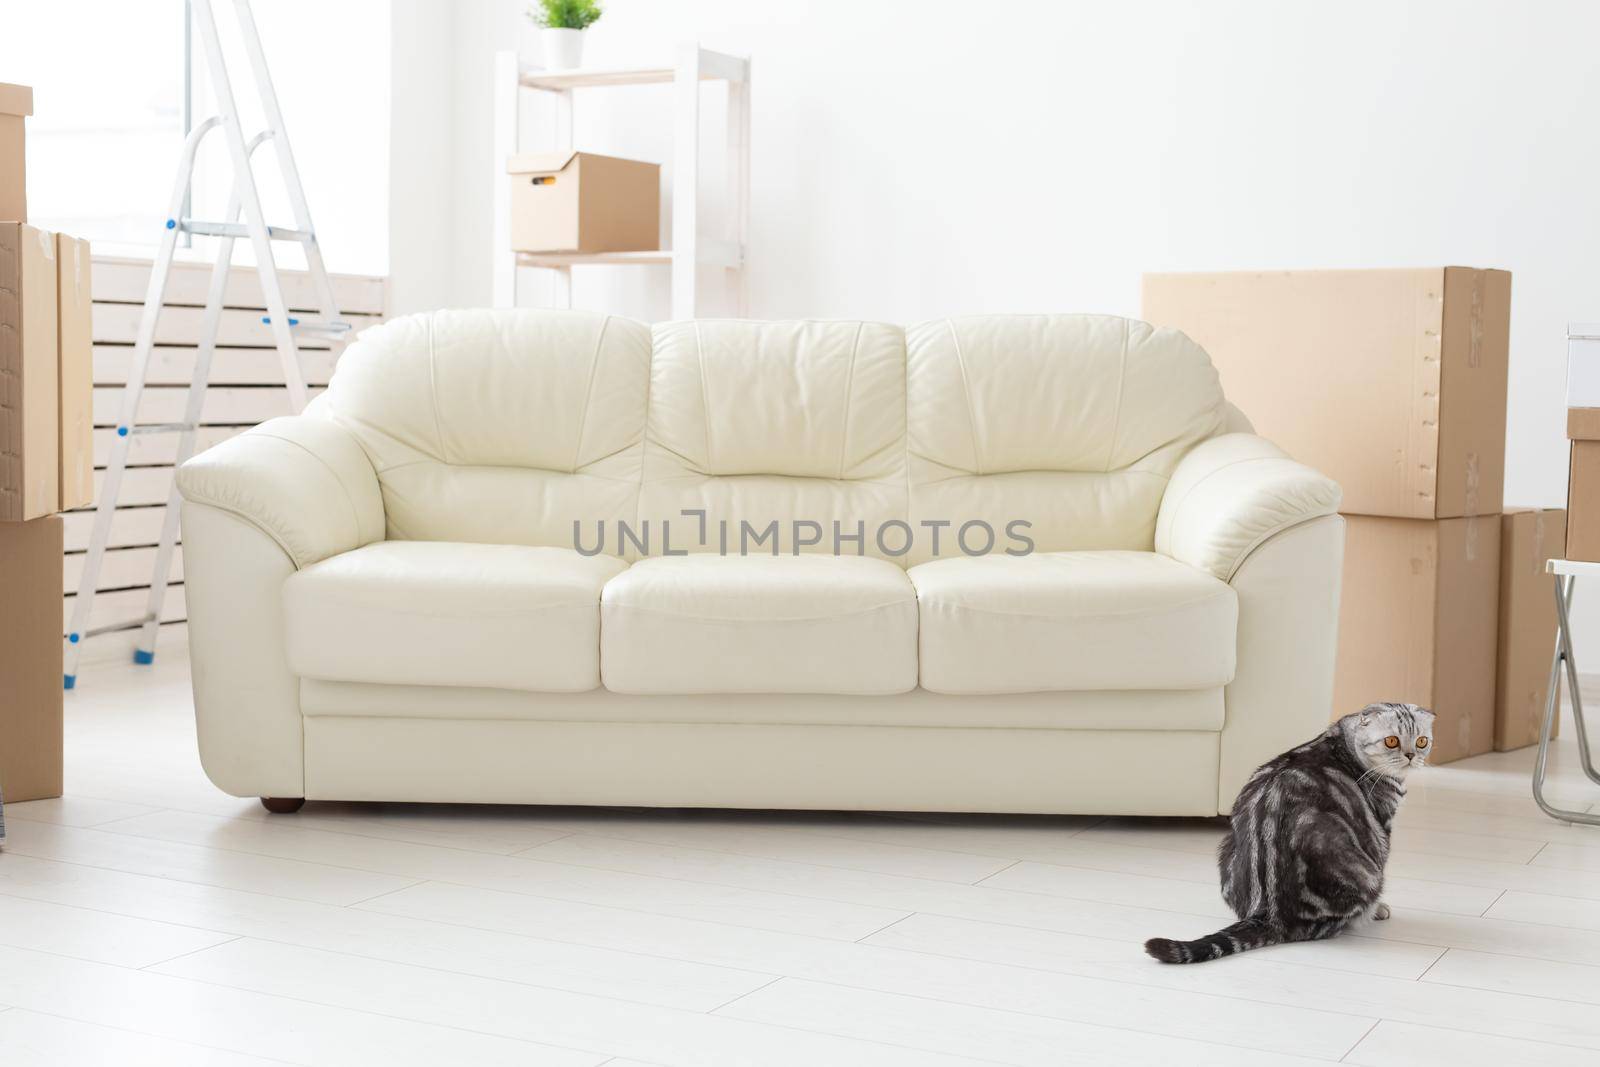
top-left (1, 82), bottom-right (92, 804)
top-left (1496, 508), bottom-right (1564, 751)
top-left (1, 82), bottom-right (27, 221)
top-left (1567, 326), bottom-right (1600, 561)
top-left (1143, 267), bottom-right (1547, 763)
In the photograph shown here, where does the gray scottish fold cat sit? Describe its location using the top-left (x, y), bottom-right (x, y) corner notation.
top-left (1145, 702), bottom-right (1434, 964)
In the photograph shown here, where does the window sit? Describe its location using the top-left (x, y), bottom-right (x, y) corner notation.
top-left (1, 0), bottom-right (389, 275)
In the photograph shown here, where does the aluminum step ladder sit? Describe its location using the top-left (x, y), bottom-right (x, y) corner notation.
top-left (63, 0), bottom-right (351, 688)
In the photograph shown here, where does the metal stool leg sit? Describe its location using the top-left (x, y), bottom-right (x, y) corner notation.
top-left (1555, 573), bottom-right (1600, 786)
top-left (1535, 574), bottom-right (1600, 825)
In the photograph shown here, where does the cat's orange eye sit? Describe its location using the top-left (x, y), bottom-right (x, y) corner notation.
top-left (1384, 736), bottom-right (1400, 749)
top-left (1416, 737), bottom-right (1428, 749)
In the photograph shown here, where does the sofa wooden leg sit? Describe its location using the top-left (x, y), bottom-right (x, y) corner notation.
top-left (260, 797), bottom-right (305, 814)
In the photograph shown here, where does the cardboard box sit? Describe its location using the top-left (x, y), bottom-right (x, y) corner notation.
top-left (1333, 514), bottom-right (1500, 764)
top-left (1565, 324), bottom-right (1600, 559)
top-left (1143, 268), bottom-right (1511, 520)
top-left (0, 83), bottom-right (29, 223)
top-left (55, 234), bottom-right (92, 510)
top-left (1567, 441), bottom-right (1600, 561)
top-left (0, 223), bottom-right (59, 521)
top-left (1495, 508), bottom-right (1565, 751)
top-left (0, 516), bottom-right (64, 803)
top-left (508, 151), bottom-right (660, 254)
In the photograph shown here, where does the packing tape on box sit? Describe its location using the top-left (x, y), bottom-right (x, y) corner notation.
top-left (1460, 273), bottom-right (1485, 527)
top-left (1468, 271), bottom-right (1485, 370)
top-left (1463, 453), bottom-right (1481, 560)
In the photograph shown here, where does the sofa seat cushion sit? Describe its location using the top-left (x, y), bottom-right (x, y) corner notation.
top-left (600, 554), bottom-right (919, 694)
top-left (908, 551), bottom-right (1237, 694)
top-left (282, 541), bottom-right (627, 692)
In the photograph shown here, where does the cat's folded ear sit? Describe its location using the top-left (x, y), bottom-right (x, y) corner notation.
top-left (1411, 705), bottom-right (1436, 722)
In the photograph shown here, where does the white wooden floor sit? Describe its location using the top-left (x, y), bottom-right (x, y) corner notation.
top-left (4, 646), bottom-right (1600, 1066)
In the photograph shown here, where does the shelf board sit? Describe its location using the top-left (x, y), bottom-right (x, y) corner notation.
top-left (520, 66), bottom-right (674, 90)
top-left (518, 49), bottom-right (749, 92)
top-left (514, 241), bottom-right (741, 270)
top-left (514, 250), bottom-right (671, 268)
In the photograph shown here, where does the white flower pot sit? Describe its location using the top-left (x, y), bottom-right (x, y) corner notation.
top-left (541, 28), bottom-right (585, 71)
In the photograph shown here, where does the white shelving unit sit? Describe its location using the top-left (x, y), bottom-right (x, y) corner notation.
top-left (492, 44), bottom-right (750, 319)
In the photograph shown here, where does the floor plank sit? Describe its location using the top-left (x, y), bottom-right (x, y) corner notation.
top-left (862, 912), bottom-right (1600, 1051)
top-left (1422, 947), bottom-right (1600, 1007)
top-left (0, 943), bottom-right (604, 1066)
top-left (0, 893), bottom-right (235, 968)
top-left (153, 937), bottom-right (992, 1066)
top-left (1345, 1019), bottom-right (1600, 1066)
top-left (1484, 890), bottom-right (1600, 932)
top-left (511, 810), bottom-right (1020, 883)
top-left (94, 809), bottom-right (908, 942)
top-left (0, 818), bottom-right (417, 907)
top-left (0, 852), bottom-right (771, 1012)
top-left (717, 977), bottom-right (1341, 1066)
top-left (4, 795), bottom-right (162, 828)
top-left (0, 1008), bottom-right (294, 1067)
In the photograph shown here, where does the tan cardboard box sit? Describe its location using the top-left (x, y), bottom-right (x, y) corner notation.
top-left (0, 83), bottom-right (30, 222)
top-left (1568, 441), bottom-right (1600, 562)
top-left (1567, 372), bottom-right (1600, 562)
top-left (1495, 508), bottom-right (1565, 751)
top-left (0, 515), bottom-right (64, 803)
top-left (55, 234), bottom-right (92, 510)
top-left (508, 151), bottom-right (660, 254)
top-left (1333, 514), bottom-right (1500, 764)
top-left (1143, 268), bottom-right (1510, 520)
top-left (0, 223), bottom-right (59, 521)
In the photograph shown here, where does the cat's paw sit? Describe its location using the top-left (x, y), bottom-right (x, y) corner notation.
top-left (1372, 902), bottom-right (1391, 921)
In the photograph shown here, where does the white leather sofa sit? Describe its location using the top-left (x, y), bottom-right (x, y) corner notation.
top-left (176, 311), bottom-right (1343, 816)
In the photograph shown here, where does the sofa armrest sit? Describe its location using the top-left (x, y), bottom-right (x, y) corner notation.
top-left (1156, 433), bottom-right (1342, 582)
top-left (177, 415), bottom-right (384, 569)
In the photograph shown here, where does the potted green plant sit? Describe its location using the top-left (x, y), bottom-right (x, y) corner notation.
top-left (529, 0), bottom-right (603, 71)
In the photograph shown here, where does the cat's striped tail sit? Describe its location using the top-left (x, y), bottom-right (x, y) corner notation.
top-left (1144, 917), bottom-right (1280, 964)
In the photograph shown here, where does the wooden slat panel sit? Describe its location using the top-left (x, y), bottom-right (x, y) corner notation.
top-left (93, 256), bottom-right (387, 315)
top-left (64, 545), bottom-right (183, 594)
top-left (93, 386), bottom-right (325, 428)
top-left (63, 584), bottom-right (186, 633)
top-left (71, 256), bottom-right (383, 668)
top-left (62, 506), bottom-right (169, 551)
top-left (93, 304), bottom-right (383, 349)
top-left (94, 426), bottom-right (243, 467)
top-left (91, 467), bottom-right (182, 507)
top-left (94, 345), bottom-right (339, 387)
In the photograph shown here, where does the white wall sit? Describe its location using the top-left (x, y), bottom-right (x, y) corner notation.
top-left (402, 0), bottom-right (1600, 644)
top-left (388, 0), bottom-right (457, 313)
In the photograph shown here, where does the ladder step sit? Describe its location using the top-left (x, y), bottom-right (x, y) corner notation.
top-left (177, 218), bottom-right (312, 242)
top-left (260, 317), bottom-right (353, 340)
top-left (84, 614), bottom-right (158, 639)
top-left (128, 422), bottom-right (198, 435)
top-left (69, 0), bottom-right (341, 694)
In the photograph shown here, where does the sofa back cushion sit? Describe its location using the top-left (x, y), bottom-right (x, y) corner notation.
top-left (637, 320), bottom-right (909, 558)
top-left (319, 309), bottom-right (650, 552)
top-left (318, 310), bottom-right (1225, 564)
top-left (904, 315), bottom-right (1225, 564)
